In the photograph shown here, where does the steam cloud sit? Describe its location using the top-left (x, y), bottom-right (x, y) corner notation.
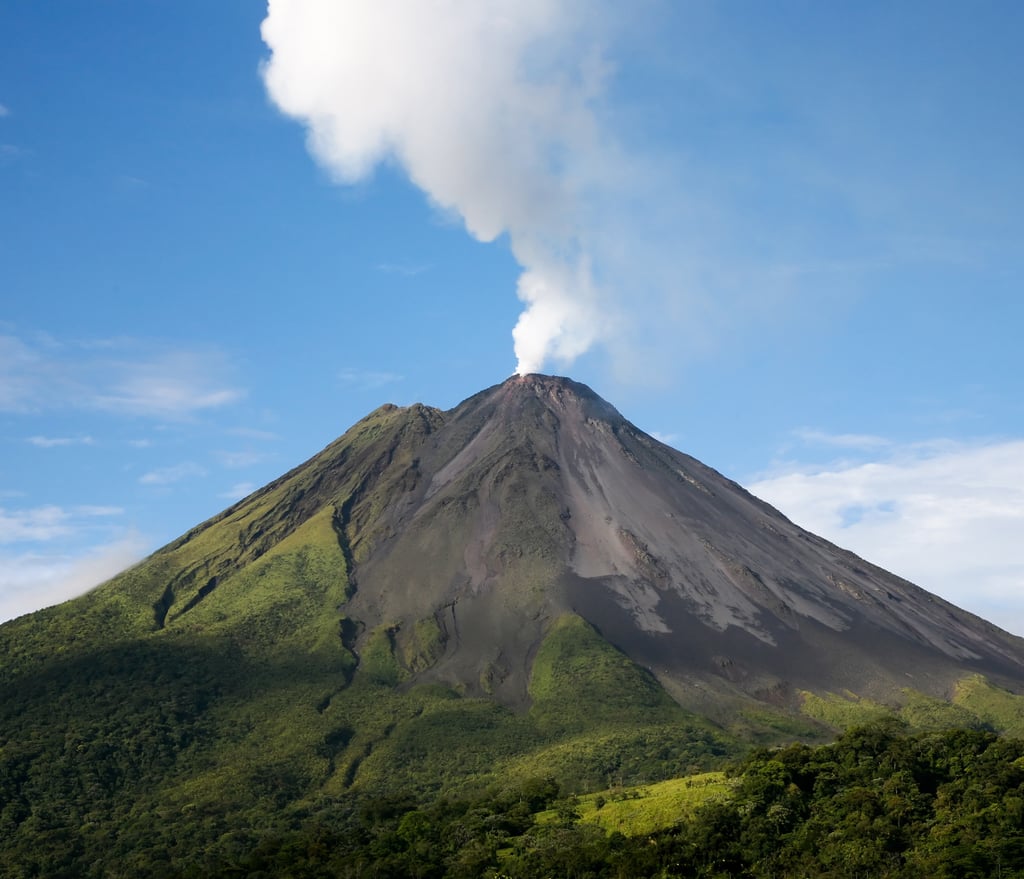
top-left (260, 0), bottom-right (620, 375)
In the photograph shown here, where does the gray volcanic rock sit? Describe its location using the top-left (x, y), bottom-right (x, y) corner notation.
top-left (329, 374), bottom-right (1024, 708)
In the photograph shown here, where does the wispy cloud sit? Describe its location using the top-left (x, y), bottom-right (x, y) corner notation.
top-left (749, 438), bottom-right (1024, 635)
top-left (0, 501), bottom-right (140, 622)
top-left (216, 450), bottom-right (266, 469)
top-left (791, 428), bottom-right (891, 450)
top-left (338, 368), bottom-right (404, 390)
top-left (139, 462), bottom-right (206, 486)
top-left (75, 505), bottom-right (123, 517)
top-left (0, 332), bottom-right (244, 419)
top-left (0, 506), bottom-right (72, 544)
top-left (0, 144), bottom-right (26, 162)
top-left (227, 427), bottom-right (279, 441)
top-left (91, 352), bottom-right (243, 418)
top-left (0, 504), bottom-right (124, 545)
top-left (0, 103), bottom-right (9, 117)
top-left (0, 533), bottom-right (150, 624)
top-left (219, 482), bottom-right (257, 501)
top-left (376, 262), bottom-right (431, 277)
top-left (0, 335), bottom-right (46, 410)
top-left (27, 435), bottom-right (95, 448)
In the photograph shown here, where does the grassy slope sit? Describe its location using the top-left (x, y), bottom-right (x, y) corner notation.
top-left (798, 677), bottom-right (1024, 736)
top-left (536, 772), bottom-right (733, 836)
top-left (953, 673), bottom-right (1024, 736)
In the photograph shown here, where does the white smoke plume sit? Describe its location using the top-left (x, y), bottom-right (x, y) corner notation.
top-left (260, 0), bottom-right (619, 375)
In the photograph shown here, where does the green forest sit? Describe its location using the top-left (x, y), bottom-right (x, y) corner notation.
top-left (161, 723), bottom-right (1024, 878)
top-left (4, 720), bottom-right (1024, 877)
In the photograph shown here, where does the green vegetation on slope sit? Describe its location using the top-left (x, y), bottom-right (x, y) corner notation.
top-left (529, 614), bottom-right (681, 734)
top-left (52, 722), bottom-right (1019, 879)
top-left (0, 595), bottom-right (737, 875)
top-left (535, 771), bottom-right (731, 836)
top-left (954, 673), bottom-right (1024, 737)
top-left (4, 555), bottom-right (1023, 879)
top-left (800, 677), bottom-right (1024, 738)
top-left (799, 689), bottom-right (893, 728)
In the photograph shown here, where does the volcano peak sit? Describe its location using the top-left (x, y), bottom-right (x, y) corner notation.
top-left (450, 373), bottom-right (625, 436)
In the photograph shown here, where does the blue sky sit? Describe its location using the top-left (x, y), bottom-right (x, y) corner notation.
top-left (2, 1), bottom-right (1023, 632)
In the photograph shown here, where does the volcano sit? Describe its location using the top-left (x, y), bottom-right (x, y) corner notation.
top-left (3, 374), bottom-right (1024, 873)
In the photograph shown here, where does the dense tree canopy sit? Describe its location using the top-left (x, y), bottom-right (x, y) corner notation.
top-left (6, 721), bottom-right (1021, 877)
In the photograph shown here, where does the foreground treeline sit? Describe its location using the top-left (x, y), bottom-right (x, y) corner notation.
top-left (4, 721), bottom-right (1024, 877)
top-left (184, 721), bottom-right (1023, 879)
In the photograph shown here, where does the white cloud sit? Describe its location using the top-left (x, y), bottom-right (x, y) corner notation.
top-left (0, 143), bottom-right (24, 162)
top-left (227, 427), bottom-right (279, 441)
top-left (749, 439), bottom-right (1024, 636)
top-left (216, 450), bottom-right (266, 469)
top-left (0, 505), bottom-right (73, 544)
top-left (0, 504), bottom-right (126, 545)
top-left (0, 103), bottom-right (9, 117)
top-left (139, 462), bottom-right (207, 485)
top-left (376, 262), bottom-right (431, 276)
top-left (0, 332), bottom-right (243, 419)
top-left (74, 505), bottom-right (123, 517)
top-left (0, 533), bottom-right (150, 624)
top-left (338, 368), bottom-right (404, 389)
top-left (0, 502), bottom-right (143, 623)
top-left (0, 334), bottom-right (52, 409)
top-left (791, 428), bottom-right (891, 450)
top-left (219, 482), bottom-right (257, 501)
top-left (116, 174), bottom-right (149, 189)
top-left (91, 351), bottom-right (243, 418)
top-left (27, 435), bottom-right (95, 448)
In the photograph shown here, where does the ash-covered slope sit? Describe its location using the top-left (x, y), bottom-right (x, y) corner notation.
top-left (327, 374), bottom-right (1024, 707)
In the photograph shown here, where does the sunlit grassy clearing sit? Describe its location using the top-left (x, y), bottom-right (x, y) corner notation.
top-left (537, 771), bottom-right (732, 836)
